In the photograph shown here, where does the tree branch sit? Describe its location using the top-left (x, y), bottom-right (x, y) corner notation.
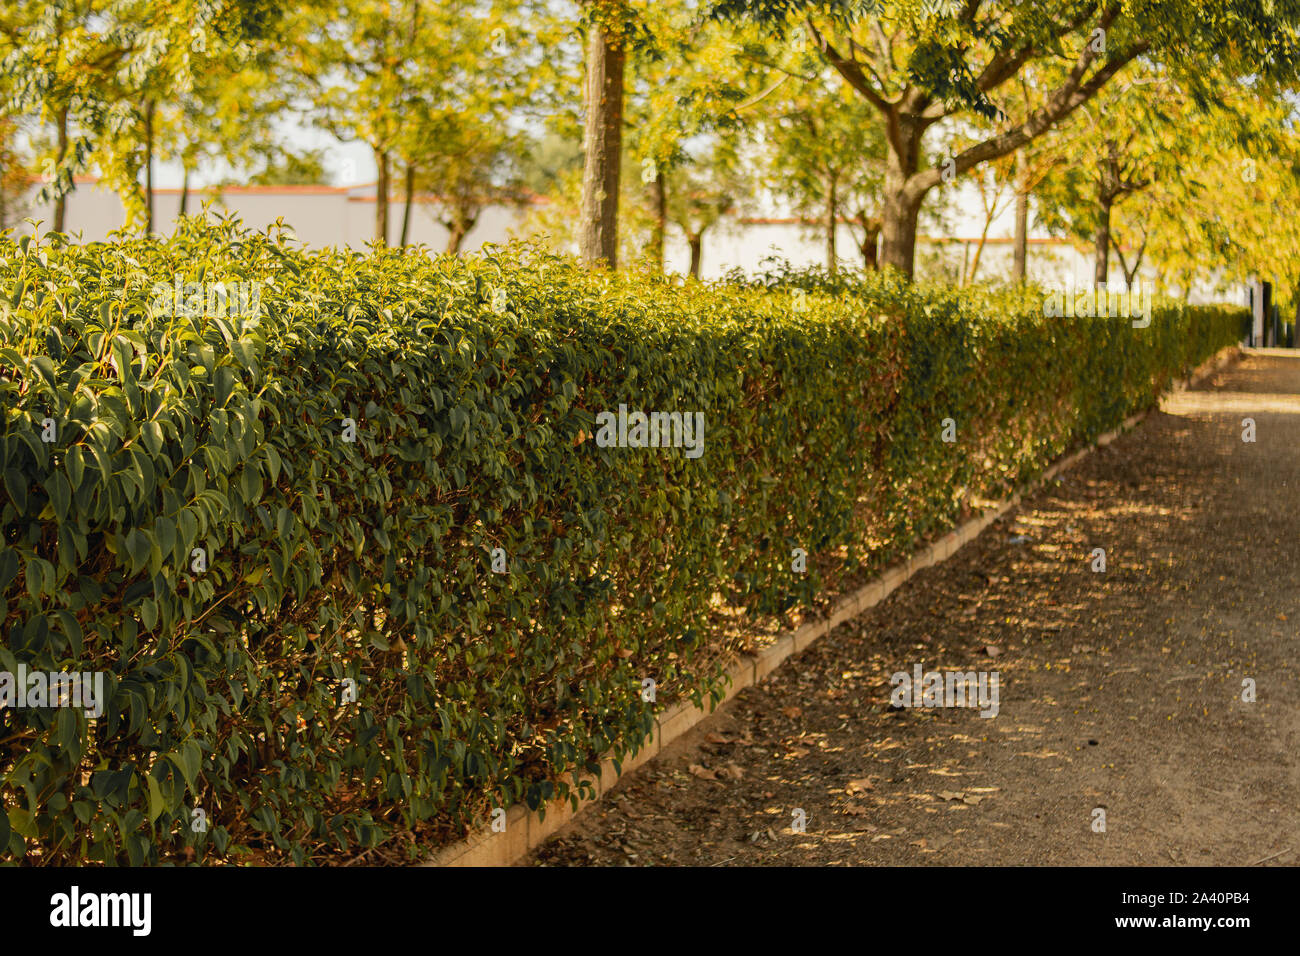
top-left (958, 0), bottom-right (983, 25)
top-left (906, 35), bottom-right (1150, 199)
top-left (732, 73), bottom-right (789, 113)
top-left (869, 17), bottom-right (893, 71)
top-left (806, 16), bottom-right (890, 113)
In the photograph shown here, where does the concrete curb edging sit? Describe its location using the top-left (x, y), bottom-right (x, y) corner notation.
top-left (422, 344), bottom-right (1241, 867)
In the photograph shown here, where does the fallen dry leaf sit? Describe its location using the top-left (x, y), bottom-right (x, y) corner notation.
top-left (781, 706), bottom-right (803, 719)
top-left (984, 644), bottom-right (1002, 657)
top-left (704, 732), bottom-right (732, 744)
top-left (688, 763), bottom-right (717, 781)
top-left (845, 777), bottom-right (874, 795)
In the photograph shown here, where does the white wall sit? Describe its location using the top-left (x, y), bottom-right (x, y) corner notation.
top-left (12, 177), bottom-right (1243, 304)
top-left (14, 180), bottom-right (537, 254)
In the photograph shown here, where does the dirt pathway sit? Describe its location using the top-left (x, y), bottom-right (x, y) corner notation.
top-left (526, 351), bottom-right (1300, 867)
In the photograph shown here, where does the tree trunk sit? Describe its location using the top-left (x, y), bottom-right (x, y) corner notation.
top-left (650, 169), bottom-right (666, 272)
top-left (178, 166), bottom-right (190, 217)
top-left (446, 225), bottom-right (468, 254)
top-left (1094, 193), bottom-right (1112, 287)
top-left (143, 99), bottom-right (156, 234)
top-left (53, 105), bottom-right (69, 232)
top-left (825, 169), bottom-right (838, 274)
top-left (967, 218), bottom-right (993, 286)
top-left (879, 189), bottom-right (922, 275)
top-left (1094, 142), bottom-right (1123, 287)
top-left (1115, 240), bottom-right (1144, 287)
top-left (375, 148), bottom-right (390, 243)
top-left (879, 124), bottom-right (926, 276)
top-left (883, 165), bottom-right (925, 277)
top-left (858, 221), bottom-right (880, 270)
top-left (687, 232), bottom-right (702, 278)
top-left (1118, 231), bottom-right (1147, 287)
top-left (578, 17), bottom-right (625, 268)
top-left (1012, 151), bottom-right (1029, 283)
top-left (445, 210), bottom-right (477, 254)
top-left (400, 164), bottom-right (415, 246)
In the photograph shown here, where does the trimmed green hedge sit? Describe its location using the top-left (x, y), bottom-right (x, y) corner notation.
top-left (0, 219), bottom-right (1244, 864)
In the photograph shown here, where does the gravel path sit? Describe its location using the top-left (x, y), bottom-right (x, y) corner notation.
top-left (525, 351), bottom-right (1300, 867)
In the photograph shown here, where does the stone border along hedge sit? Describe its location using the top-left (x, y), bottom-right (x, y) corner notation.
top-left (0, 220), bottom-right (1247, 865)
top-left (428, 343), bottom-right (1243, 867)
